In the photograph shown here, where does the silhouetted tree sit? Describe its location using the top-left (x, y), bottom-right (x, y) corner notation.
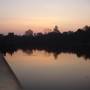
top-left (24, 29), bottom-right (33, 36)
top-left (7, 32), bottom-right (15, 37)
top-left (53, 25), bottom-right (60, 33)
top-left (0, 34), bottom-right (4, 37)
top-left (0, 25), bottom-right (90, 59)
top-left (83, 25), bottom-right (90, 31)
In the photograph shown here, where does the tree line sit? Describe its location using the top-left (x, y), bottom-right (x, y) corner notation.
top-left (0, 25), bottom-right (90, 48)
top-left (0, 25), bottom-right (90, 59)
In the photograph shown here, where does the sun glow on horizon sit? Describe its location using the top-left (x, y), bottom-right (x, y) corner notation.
top-left (0, 0), bottom-right (90, 34)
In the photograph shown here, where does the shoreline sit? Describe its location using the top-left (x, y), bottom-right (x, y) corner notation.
top-left (0, 53), bottom-right (22, 90)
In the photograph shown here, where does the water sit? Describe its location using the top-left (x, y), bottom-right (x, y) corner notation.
top-left (5, 50), bottom-right (90, 90)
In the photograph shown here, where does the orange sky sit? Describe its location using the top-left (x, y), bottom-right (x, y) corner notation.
top-left (0, 0), bottom-right (90, 34)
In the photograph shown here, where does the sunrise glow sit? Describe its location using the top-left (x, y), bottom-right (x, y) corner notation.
top-left (0, 0), bottom-right (90, 34)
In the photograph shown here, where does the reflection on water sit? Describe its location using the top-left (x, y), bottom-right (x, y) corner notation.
top-left (5, 50), bottom-right (90, 90)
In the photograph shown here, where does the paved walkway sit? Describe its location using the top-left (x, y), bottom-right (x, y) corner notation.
top-left (0, 53), bottom-right (22, 90)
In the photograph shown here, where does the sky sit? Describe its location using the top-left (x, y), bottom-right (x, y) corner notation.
top-left (0, 0), bottom-right (90, 34)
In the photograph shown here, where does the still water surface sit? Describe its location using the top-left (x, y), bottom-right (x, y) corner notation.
top-left (5, 50), bottom-right (90, 90)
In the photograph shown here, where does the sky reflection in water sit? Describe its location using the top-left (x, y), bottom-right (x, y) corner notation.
top-left (5, 50), bottom-right (90, 90)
